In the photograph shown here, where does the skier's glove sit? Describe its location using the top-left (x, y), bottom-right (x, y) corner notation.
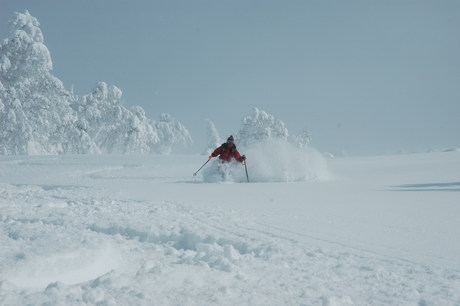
top-left (240, 155), bottom-right (246, 161)
top-left (208, 156), bottom-right (213, 160)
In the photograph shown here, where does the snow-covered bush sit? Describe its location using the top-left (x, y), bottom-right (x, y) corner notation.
top-left (0, 11), bottom-right (191, 155)
top-left (236, 108), bottom-right (288, 147)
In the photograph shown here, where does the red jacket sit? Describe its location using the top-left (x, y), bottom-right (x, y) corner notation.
top-left (211, 143), bottom-right (245, 162)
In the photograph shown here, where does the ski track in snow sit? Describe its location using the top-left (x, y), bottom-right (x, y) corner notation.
top-left (1, 154), bottom-right (460, 305)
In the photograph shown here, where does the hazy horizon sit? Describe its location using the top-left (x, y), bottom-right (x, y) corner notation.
top-left (1, 0), bottom-right (459, 155)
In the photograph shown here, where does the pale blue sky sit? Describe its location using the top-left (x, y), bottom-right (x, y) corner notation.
top-left (1, 0), bottom-right (459, 155)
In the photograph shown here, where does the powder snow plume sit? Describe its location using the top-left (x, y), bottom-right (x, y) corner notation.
top-left (241, 139), bottom-right (331, 182)
top-left (202, 139), bottom-right (330, 183)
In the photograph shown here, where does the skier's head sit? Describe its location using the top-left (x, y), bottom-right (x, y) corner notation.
top-left (227, 135), bottom-right (234, 144)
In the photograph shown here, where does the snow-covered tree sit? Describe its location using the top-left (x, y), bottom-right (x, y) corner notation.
top-left (236, 108), bottom-right (289, 147)
top-left (290, 128), bottom-right (312, 150)
top-left (0, 11), bottom-right (192, 155)
top-left (73, 82), bottom-right (160, 154)
top-left (124, 106), bottom-right (159, 153)
top-left (0, 11), bottom-right (94, 154)
top-left (154, 113), bottom-right (192, 154)
top-left (204, 119), bottom-right (221, 154)
top-left (73, 83), bottom-right (192, 154)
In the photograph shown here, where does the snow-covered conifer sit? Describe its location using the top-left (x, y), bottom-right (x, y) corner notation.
top-left (290, 129), bottom-right (312, 150)
top-left (204, 119), bottom-right (221, 154)
top-left (0, 11), bottom-right (191, 155)
top-left (74, 82), bottom-right (161, 154)
top-left (154, 113), bottom-right (192, 154)
top-left (0, 11), bottom-right (93, 154)
top-left (236, 108), bottom-right (289, 147)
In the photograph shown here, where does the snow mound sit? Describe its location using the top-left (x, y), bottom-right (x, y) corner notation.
top-left (6, 244), bottom-right (120, 289)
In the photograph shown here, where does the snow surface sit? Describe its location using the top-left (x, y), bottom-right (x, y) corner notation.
top-left (1, 151), bottom-right (460, 305)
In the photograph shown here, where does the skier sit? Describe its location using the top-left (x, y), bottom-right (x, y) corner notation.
top-left (210, 135), bottom-right (246, 163)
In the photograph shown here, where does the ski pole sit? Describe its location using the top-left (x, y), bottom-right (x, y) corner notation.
top-left (244, 160), bottom-right (249, 183)
top-left (193, 156), bottom-right (212, 176)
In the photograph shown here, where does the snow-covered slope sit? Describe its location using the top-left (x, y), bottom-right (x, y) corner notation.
top-left (1, 152), bottom-right (460, 305)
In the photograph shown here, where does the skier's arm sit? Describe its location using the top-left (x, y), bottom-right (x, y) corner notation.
top-left (211, 146), bottom-right (223, 157)
top-left (234, 149), bottom-right (246, 163)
